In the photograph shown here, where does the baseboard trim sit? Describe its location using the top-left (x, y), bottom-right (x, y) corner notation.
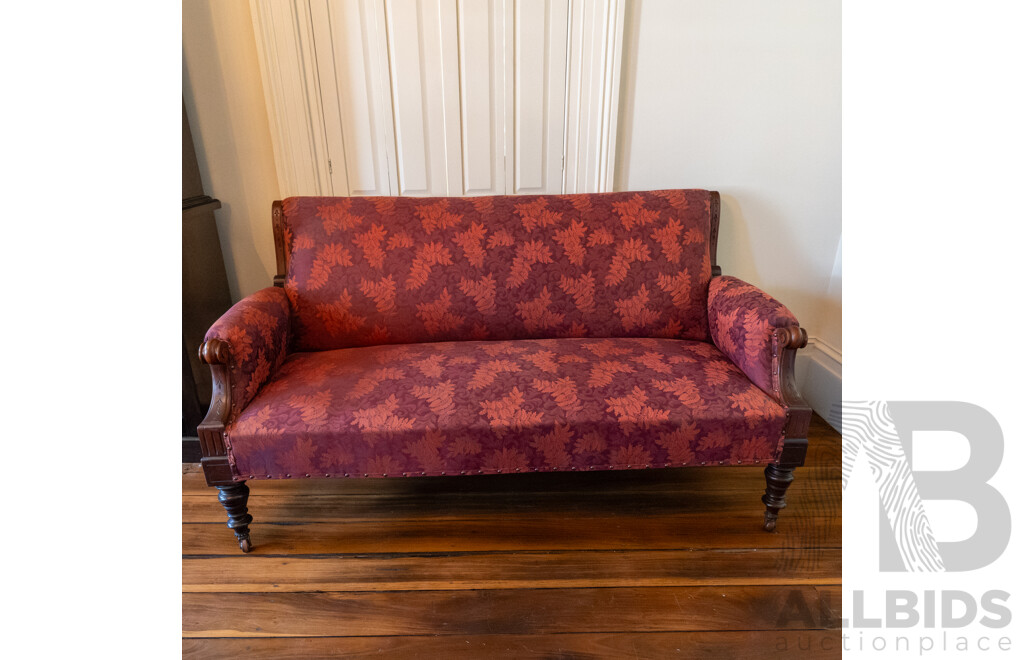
top-left (183, 436), bottom-right (202, 464)
top-left (796, 337), bottom-right (842, 431)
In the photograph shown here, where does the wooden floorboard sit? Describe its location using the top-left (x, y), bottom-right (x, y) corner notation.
top-left (184, 548), bottom-right (842, 592)
top-left (183, 585), bottom-right (842, 637)
top-left (184, 630), bottom-right (842, 659)
top-left (183, 414), bottom-right (841, 657)
top-left (183, 514), bottom-right (840, 554)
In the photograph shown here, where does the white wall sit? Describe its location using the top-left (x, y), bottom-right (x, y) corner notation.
top-left (616, 0), bottom-right (841, 356)
top-left (820, 235), bottom-right (842, 353)
top-left (183, 0), bottom-right (280, 301)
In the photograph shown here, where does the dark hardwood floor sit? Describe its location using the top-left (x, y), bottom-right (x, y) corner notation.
top-left (183, 415), bottom-right (841, 658)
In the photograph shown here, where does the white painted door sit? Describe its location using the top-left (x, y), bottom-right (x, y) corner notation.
top-left (252, 0), bottom-right (623, 197)
top-left (379, 0), bottom-right (464, 195)
top-left (311, 0), bottom-right (569, 197)
top-left (508, 0), bottom-right (569, 194)
top-left (309, 0), bottom-right (396, 196)
top-left (458, 0), bottom-right (508, 196)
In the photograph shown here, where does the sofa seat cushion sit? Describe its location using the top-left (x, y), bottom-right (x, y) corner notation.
top-left (225, 338), bottom-right (787, 479)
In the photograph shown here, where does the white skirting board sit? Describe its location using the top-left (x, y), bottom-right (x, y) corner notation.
top-left (795, 337), bottom-right (842, 431)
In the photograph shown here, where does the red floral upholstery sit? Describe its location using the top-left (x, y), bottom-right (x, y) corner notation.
top-left (224, 337), bottom-right (787, 480)
top-left (707, 276), bottom-right (799, 400)
top-left (278, 191), bottom-right (714, 351)
top-left (204, 287), bottom-right (291, 419)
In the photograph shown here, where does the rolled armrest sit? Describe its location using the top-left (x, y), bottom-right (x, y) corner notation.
top-left (200, 286), bottom-right (291, 421)
top-left (707, 275), bottom-right (805, 402)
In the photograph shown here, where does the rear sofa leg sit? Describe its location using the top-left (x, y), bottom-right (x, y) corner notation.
top-left (217, 482), bottom-right (254, 552)
top-left (761, 464), bottom-right (796, 532)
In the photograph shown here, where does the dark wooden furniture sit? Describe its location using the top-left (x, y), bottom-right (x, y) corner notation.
top-left (182, 101), bottom-right (232, 459)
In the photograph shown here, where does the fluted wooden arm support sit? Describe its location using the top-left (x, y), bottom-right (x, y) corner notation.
top-left (197, 337), bottom-right (232, 438)
top-left (197, 337), bottom-right (235, 486)
top-left (773, 325), bottom-right (811, 441)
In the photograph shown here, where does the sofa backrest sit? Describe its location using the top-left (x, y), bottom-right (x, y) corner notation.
top-left (274, 190), bottom-right (718, 352)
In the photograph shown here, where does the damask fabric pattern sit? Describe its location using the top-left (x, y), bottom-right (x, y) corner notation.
top-left (707, 276), bottom-right (799, 400)
top-left (279, 190), bottom-right (715, 352)
top-left (204, 286), bottom-right (292, 420)
top-left (224, 337), bottom-right (788, 480)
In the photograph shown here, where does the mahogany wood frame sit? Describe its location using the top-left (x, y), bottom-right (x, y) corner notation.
top-left (197, 191), bottom-right (813, 552)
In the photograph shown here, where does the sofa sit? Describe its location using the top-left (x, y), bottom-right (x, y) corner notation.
top-left (197, 190), bottom-right (811, 552)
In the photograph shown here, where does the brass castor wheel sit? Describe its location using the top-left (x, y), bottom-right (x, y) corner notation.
top-left (762, 512), bottom-right (778, 532)
top-left (239, 537), bottom-right (253, 553)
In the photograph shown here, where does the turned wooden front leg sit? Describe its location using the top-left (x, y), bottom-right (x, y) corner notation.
top-left (761, 464), bottom-right (796, 532)
top-left (217, 482), bottom-right (254, 553)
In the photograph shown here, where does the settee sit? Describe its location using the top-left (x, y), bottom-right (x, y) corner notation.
top-left (198, 190), bottom-right (810, 552)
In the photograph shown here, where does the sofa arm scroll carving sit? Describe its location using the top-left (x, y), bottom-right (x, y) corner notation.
top-left (199, 336), bottom-right (231, 365)
top-left (775, 325), bottom-right (807, 351)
